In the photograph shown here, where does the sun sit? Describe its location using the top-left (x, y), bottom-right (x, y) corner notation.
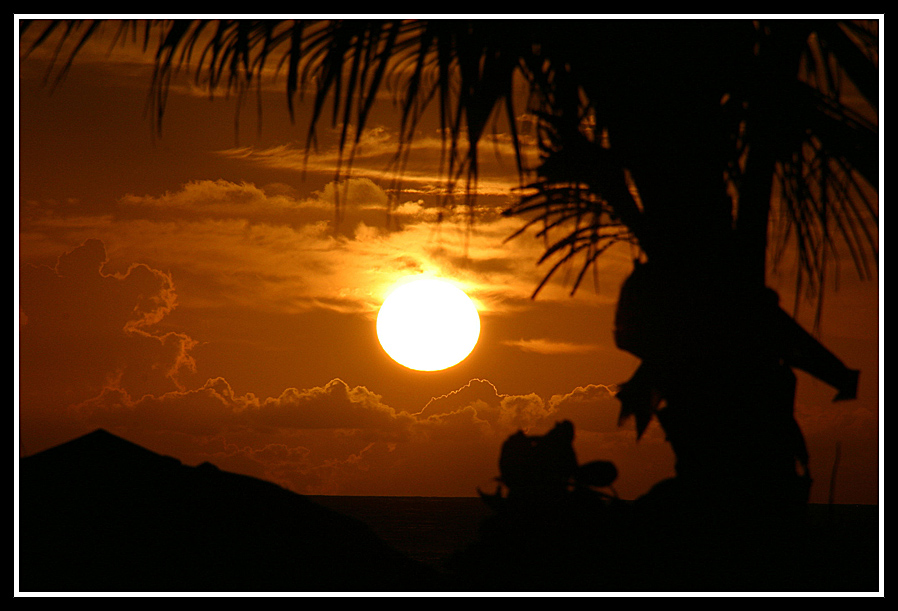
top-left (376, 277), bottom-right (481, 371)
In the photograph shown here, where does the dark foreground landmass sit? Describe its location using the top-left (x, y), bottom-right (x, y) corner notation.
top-left (18, 429), bottom-right (441, 593)
top-left (17, 429), bottom-right (880, 593)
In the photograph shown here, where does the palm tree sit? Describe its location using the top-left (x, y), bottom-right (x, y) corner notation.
top-left (20, 18), bottom-right (878, 508)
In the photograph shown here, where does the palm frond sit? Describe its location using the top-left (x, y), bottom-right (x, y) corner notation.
top-left (765, 21), bottom-right (879, 322)
top-left (19, 18), bottom-right (879, 310)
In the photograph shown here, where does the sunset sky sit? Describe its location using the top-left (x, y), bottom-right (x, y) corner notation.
top-left (15, 18), bottom-right (881, 504)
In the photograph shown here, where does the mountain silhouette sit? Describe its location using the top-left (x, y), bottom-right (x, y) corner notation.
top-left (18, 429), bottom-right (442, 592)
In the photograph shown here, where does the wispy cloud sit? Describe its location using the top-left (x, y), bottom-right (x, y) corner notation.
top-left (21, 178), bottom-right (628, 319)
top-left (215, 125), bottom-right (532, 199)
top-left (502, 338), bottom-right (602, 355)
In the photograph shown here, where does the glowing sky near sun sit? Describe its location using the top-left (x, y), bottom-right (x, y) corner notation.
top-left (16, 21), bottom-right (880, 504)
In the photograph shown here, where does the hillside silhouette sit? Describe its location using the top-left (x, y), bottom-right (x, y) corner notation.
top-left (18, 427), bottom-right (879, 593)
top-left (18, 429), bottom-right (442, 592)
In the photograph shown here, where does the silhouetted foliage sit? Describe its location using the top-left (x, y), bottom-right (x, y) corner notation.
top-left (455, 420), bottom-right (877, 591)
top-left (457, 421), bottom-right (631, 591)
top-left (19, 19), bottom-right (879, 303)
top-left (478, 420), bottom-right (618, 511)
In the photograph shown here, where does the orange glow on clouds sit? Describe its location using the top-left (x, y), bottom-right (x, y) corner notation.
top-left (16, 26), bottom-right (879, 505)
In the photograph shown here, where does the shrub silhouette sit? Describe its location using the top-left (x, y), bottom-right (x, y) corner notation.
top-left (457, 420), bottom-right (628, 591)
top-left (480, 420), bottom-right (618, 507)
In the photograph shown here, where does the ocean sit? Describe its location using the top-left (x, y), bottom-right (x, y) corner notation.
top-left (308, 496), bottom-right (881, 591)
top-left (308, 496), bottom-right (493, 572)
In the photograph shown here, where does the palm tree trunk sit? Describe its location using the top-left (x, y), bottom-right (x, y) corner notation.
top-left (614, 259), bottom-right (813, 502)
top-left (600, 22), bottom-right (851, 509)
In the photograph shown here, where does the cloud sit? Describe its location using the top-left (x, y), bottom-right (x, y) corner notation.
top-left (14, 235), bottom-right (655, 495)
top-left (117, 177), bottom-right (398, 224)
top-left (215, 125), bottom-right (532, 198)
top-left (417, 379), bottom-right (504, 418)
top-left (119, 179), bottom-right (290, 218)
top-left (502, 337), bottom-right (601, 355)
top-left (253, 379), bottom-right (413, 433)
top-left (73, 376), bottom-right (414, 439)
top-left (318, 176), bottom-right (390, 211)
top-left (13, 245), bottom-right (672, 499)
top-left (547, 384), bottom-right (626, 434)
top-left (19, 239), bottom-right (197, 406)
top-left (211, 439), bottom-right (378, 496)
top-left (29, 369), bottom-right (672, 498)
top-left (21, 175), bottom-right (633, 325)
top-left (416, 378), bottom-right (554, 432)
top-left (58, 374), bottom-right (502, 496)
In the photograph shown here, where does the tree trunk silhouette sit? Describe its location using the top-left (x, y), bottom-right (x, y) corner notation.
top-left (595, 22), bottom-right (862, 509)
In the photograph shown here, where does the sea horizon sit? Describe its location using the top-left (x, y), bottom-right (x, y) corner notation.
top-left (305, 494), bottom-right (880, 577)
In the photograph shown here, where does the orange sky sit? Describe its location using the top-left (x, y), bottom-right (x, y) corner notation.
top-left (15, 20), bottom-right (881, 504)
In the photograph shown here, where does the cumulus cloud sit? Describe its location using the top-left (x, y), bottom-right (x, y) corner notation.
top-left (251, 379), bottom-right (413, 432)
top-left (318, 177), bottom-right (390, 211)
top-left (58, 373), bottom-right (674, 498)
top-left (119, 180), bottom-right (289, 218)
top-left (19, 239), bottom-right (197, 405)
top-left (416, 378), bottom-right (553, 433)
top-left (60, 374), bottom-right (501, 495)
top-left (547, 384), bottom-right (620, 432)
top-left (73, 376), bottom-right (415, 439)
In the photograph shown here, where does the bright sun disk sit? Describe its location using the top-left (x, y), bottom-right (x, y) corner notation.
top-left (376, 277), bottom-right (480, 371)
